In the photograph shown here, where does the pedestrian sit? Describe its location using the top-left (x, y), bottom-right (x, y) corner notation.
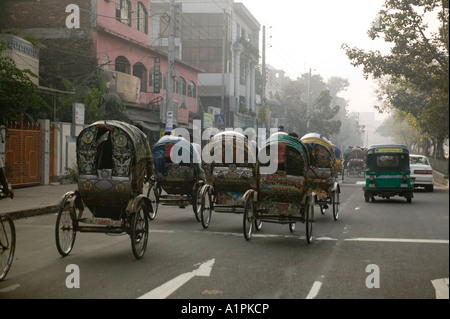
top-left (0, 156), bottom-right (13, 199)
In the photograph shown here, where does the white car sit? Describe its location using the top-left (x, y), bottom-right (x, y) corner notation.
top-left (409, 154), bottom-right (434, 192)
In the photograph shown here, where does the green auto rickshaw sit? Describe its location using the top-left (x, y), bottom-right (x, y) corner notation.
top-left (363, 144), bottom-right (413, 203)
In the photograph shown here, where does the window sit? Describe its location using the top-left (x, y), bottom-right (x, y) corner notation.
top-left (116, 0), bottom-right (131, 26)
top-left (377, 155), bottom-right (399, 168)
top-left (133, 62), bottom-right (147, 92)
top-left (188, 81), bottom-right (196, 98)
top-left (176, 77), bottom-right (186, 96)
top-left (136, 2), bottom-right (148, 34)
top-left (115, 56), bottom-right (130, 74)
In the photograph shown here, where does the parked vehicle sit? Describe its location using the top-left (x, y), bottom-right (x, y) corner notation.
top-left (409, 154), bottom-right (434, 192)
top-left (363, 144), bottom-right (413, 203)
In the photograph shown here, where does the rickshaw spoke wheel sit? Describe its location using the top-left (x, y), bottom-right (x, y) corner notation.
top-left (332, 190), bottom-right (339, 221)
top-left (131, 202), bottom-right (149, 260)
top-left (146, 183), bottom-right (159, 221)
top-left (200, 186), bottom-right (212, 229)
top-left (193, 183), bottom-right (203, 222)
top-left (305, 202), bottom-right (314, 244)
top-left (0, 214), bottom-right (15, 281)
top-left (243, 195), bottom-right (254, 241)
top-left (289, 222), bottom-right (296, 233)
top-left (55, 204), bottom-right (77, 257)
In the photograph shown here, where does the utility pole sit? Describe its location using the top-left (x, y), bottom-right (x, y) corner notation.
top-left (261, 26), bottom-right (266, 110)
top-left (221, 9), bottom-right (226, 113)
top-left (306, 68), bottom-right (311, 131)
top-left (166, 0), bottom-right (176, 132)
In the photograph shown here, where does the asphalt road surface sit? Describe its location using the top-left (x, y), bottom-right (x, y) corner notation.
top-left (1, 174), bottom-right (448, 304)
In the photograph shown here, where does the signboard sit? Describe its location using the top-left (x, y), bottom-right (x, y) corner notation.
top-left (203, 113), bottom-right (214, 129)
top-left (104, 70), bottom-right (141, 103)
top-left (72, 103), bottom-right (85, 125)
top-left (153, 57), bottom-right (161, 93)
top-left (165, 111), bottom-right (174, 131)
top-left (214, 114), bottom-right (225, 129)
top-left (258, 107), bottom-right (269, 123)
top-left (178, 107), bottom-right (189, 124)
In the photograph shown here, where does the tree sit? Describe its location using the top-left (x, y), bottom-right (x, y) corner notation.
top-left (342, 0), bottom-right (449, 158)
top-left (0, 43), bottom-right (49, 124)
top-left (56, 71), bottom-right (128, 124)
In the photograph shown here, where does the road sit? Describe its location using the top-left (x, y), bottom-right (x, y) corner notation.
top-left (1, 174), bottom-right (448, 303)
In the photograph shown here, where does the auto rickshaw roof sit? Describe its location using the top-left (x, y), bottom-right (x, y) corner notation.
top-left (366, 144), bottom-right (409, 155)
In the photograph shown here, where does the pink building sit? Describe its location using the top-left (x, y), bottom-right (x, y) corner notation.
top-left (0, 0), bottom-right (202, 142)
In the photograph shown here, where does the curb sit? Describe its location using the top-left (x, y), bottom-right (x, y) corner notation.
top-left (8, 205), bottom-right (59, 220)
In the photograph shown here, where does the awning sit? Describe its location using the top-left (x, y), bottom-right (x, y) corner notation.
top-left (125, 107), bottom-right (161, 131)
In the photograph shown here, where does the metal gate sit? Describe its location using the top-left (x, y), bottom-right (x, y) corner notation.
top-left (5, 120), bottom-right (41, 187)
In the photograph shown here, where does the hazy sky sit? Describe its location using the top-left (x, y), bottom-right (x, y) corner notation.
top-left (240, 0), bottom-right (390, 120)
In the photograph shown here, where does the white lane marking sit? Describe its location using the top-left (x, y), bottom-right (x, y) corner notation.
top-left (152, 230), bottom-right (449, 244)
top-left (431, 278), bottom-right (449, 299)
top-left (138, 259), bottom-right (215, 299)
top-left (0, 284), bottom-right (21, 293)
top-left (345, 238), bottom-right (449, 244)
top-left (306, 281), bottom-right (322, 299)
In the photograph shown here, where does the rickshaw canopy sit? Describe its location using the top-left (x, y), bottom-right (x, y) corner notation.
top-left (260, 132), bottom-right (310, 176)
top-left (300, 133), bottom-right (334, 168)
top-left (207, 131), bottom-right (257, 165)
top-left (77, 120), bottom-right (152, 177)
top-left (153, 135), bottom-right (202, 172)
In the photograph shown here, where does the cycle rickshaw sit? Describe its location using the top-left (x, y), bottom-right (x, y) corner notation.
top-left (301, 133), bottom-right (340, 221)
top-left (55, 120), bottom-right (154, 259)
top-left (363, 144), bottom-right (413, 203)
top-left (1, 191), bottom-right (15, 281)
top-left (242, 132), bottom-right (315, 244)
top-left (347, 147), bottom-right (365, 176)
top-left (147, 135), bottom-right (205, 221)
top-left (199, 131), bottom-right (258, 229)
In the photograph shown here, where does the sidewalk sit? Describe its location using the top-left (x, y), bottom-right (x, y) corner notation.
top-left (1, 170), bottom-right (448, 221)
top-left (0, 182), bottom-right (77, 220)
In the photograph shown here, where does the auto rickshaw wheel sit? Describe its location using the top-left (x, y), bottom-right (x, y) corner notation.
top-left (243, 194), bottom-right (254, 240)
top-left (55, 198), bottom-right (78, 257)
top-left (130, 201), bottom-right (149, 260)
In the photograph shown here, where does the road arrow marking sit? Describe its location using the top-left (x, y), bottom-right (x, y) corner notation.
top-left (431, 278), bottom-right (449, 299)
top-left (138, 259), bottom-right (215, 299)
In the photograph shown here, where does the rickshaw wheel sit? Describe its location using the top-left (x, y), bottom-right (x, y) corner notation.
top-left (305, 201), bottom-right (314, 244)
top-left (146, 183), bottom-right (159, 220)
top-left (200, 185), bottom-right (213, 229)
top-left (289, 222), bottom-right (296, 232)
top-left (55, 202), bottom-right (78, 257)
top-left (192, 182), bottom-right (203, 222)
top-left (243, 195), bottom-right (254, 240)
top-left (130, 201), bottom-right (149, 260)
top-left (332, 190), bottom-right (339, 221)
top-left (254, 218), bottom-right (263, 231)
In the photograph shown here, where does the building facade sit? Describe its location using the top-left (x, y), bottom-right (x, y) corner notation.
top-left (0, 0), bottom-right (202, 143)
top-left (150, 0), bottom-right (261, 129)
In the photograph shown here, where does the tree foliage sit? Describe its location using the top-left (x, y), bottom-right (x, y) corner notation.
top-left (342, 0), bottom-right (449, 158)
top-left (0, 43), bottom-right (49, 124)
